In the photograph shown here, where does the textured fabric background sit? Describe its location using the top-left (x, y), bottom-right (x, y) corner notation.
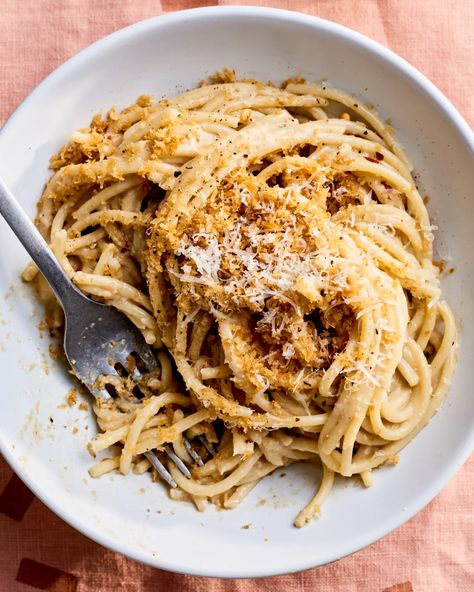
top-left (0, 1), bottom-right (473, 591)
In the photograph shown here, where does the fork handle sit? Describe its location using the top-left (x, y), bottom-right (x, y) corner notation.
top-left (0, 176), bottom-right (84, 309)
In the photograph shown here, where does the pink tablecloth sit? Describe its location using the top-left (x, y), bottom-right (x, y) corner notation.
top-left (0, 1), bottom-right (473, 591)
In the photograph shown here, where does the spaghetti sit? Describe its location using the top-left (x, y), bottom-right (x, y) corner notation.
top-left (26, 72), bottom-right (457, 527)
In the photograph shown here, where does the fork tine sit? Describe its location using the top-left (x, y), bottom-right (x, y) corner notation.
top-left (118, 350), bottom-right (156, 382)
top-left (144, 450), bottom-right (177, 488)
top-left (164, 445), bottom-right (192, 478)
top-left (198, 435), bottom-right (216, 456)
top-left (90, 387), bottom-right (112, 400)
top-left (183, 438), bottom-right (204, 466)
top-left (132, 348), bottom-right (158, 372)
top-left (130, 368), bottom-right (142, 382)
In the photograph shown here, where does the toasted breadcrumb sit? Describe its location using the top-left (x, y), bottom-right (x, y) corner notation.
top-left (66, 388), bottom-right (77, 407)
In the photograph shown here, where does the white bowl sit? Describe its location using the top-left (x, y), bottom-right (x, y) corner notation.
top-left (0, 6), bottom-right (473, 578)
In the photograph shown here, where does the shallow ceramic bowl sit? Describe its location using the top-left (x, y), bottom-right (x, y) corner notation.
top-left (0, 6), bottom-right (473, 578)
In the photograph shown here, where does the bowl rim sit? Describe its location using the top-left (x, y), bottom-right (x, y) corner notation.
top-left (0, 5), bottom-right (473, 579)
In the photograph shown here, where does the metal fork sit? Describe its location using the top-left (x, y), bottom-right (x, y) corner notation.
top-left (0, 176), bottom-right (211, 488)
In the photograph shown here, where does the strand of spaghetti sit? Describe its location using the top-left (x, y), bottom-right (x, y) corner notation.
top-left (73, 271), bottom-right (153, 311)
top-left (354, 224), bottom-right (425, 268)
top-left (194, 451), bottom-right (241, 479)
top-left (169, 451), bottom-right (262, 497)
top-left (119, 393), bottom-right (189, 474)
top-left (97, 413), bottom-right (168, 434)
top-left (93, 243), bottom-right (117, 276)
top-left (347, 231), bottom-right (439, 299)
top-left (66, 228), bottom-right (107, 252)
top-left (189, 313), bottom-right (214, 361)
top-left (310, 132), bottom-right (411, 178)
top-left (201, 366), bottom-right (232, 380)
top-left (236, 459), bottom-right (279, 485)
top-left (369, 339), bottom-right (431, 440)
top-left (89, 401), bottom-right (187, 455)
top-left (51, 229), bottom-right (75, 278)
top-left (70, 210), bottom-right (143, 234)
top-left (35, 192), bottom-right (56, 236)
top-left (219, 95), bottom-right (323, 112)
top-left (430, 301), bottom-right (457, 382)
top-left (336, 203), bottom-right (423, 254)
top-left (89, 456), bottom-right (120, 478)
top-left (87, 424), bottom-right (130, 456)
top-left (73, 176), bottom-right (142, 218)
top-left (157, 351), bottom-right (174, 392)
top-left (355, 429), bottom-right (387, 446)
top-left (43, 155), bottom-right (148, 203)
top-left (397, 355), bottom-right (419, 388)
top-left (294, 465), bottom-right (335, 528)
top-left (106, 102), bottom-right (147, 134)
top-left (360, 469), bottom-right (374, 488)
top-left (134, 409), bottom-right (211, 454)
top-left (223, 480), bottom-right (260, 509)
top-left (416, 304), bottom-right (438, 350)
top-left (284, 82), bottom-right (411, 169)
top-left (271, 391), bottom-right (310, 416)
top-left (345, 157), bottom-right (430, 239)
top-left (120, 107), bottom-right (183, 147)
top-left (182, 111), bottom-right (240, 127)
top-left (367, 178), bottom-right (405, 209)
top-left (265, 414), bottom-right (328, 428)
top-left (121, 184), bottom-right (146, 212)
top-left (133, 458), bottom-right (152, 474)
top-left (51, 198), bottom-right (79, 239)
top-left (170, 411), bottom-right (194, 465)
